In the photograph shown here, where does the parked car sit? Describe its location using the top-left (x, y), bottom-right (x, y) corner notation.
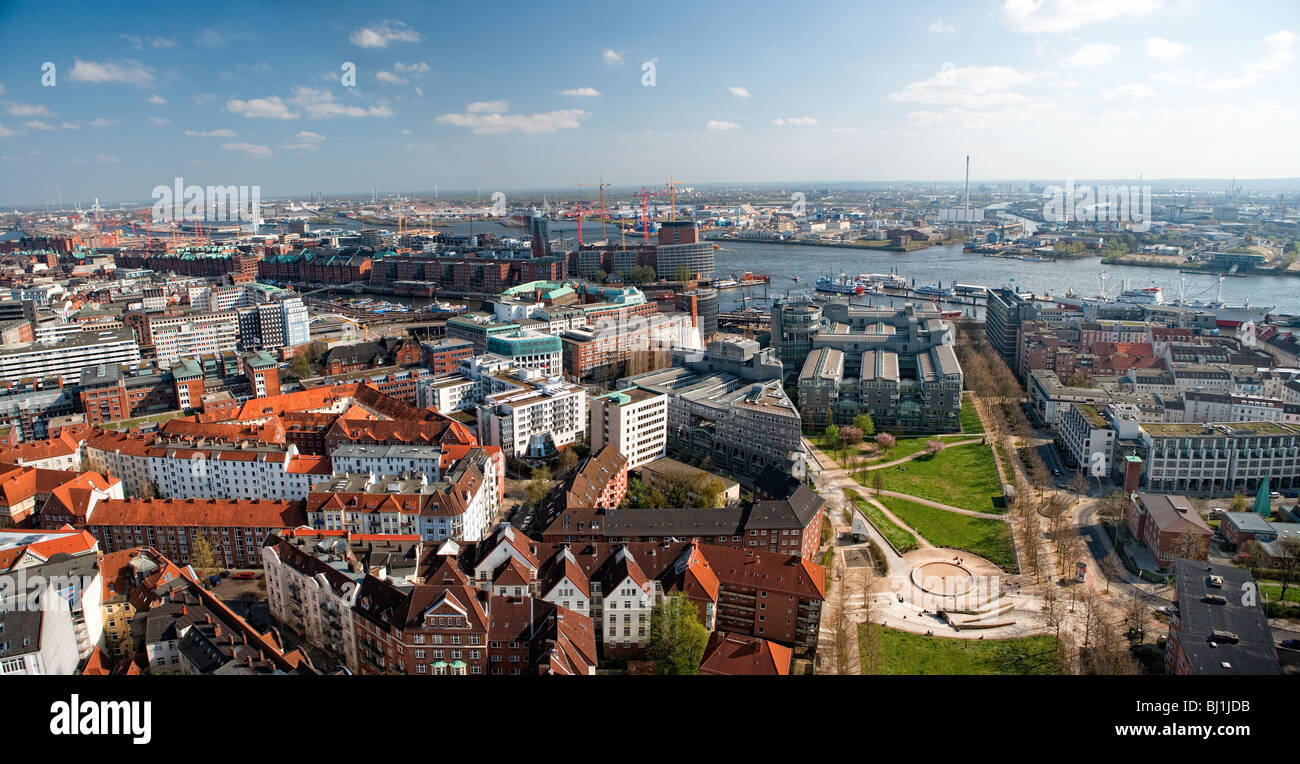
top-left (1270, 491), bottom-right (1281, 499)
top-left (232, 571), bottom-right (256, 580)
top-left (1280, 639), bottom-right (1300, 649)
top-left (207, 574), bottom-right (222, 588)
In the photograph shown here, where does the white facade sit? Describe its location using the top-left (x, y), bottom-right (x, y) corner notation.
top-left (329, 444), bottom-right (444, 479)
top-left (150, 319), bottom-right (237, 366)
top-left (589, 389), bottom-right (669, 469)
top-left (477, 379), bottom-right (587, 459)
top-left (262, 543), bottom-right (361, 672)
top-left (146, 446), bottom-right (320, 500)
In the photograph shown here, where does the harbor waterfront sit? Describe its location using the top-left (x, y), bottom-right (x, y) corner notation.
top-left (711, 239), bottom-right (1300, 315)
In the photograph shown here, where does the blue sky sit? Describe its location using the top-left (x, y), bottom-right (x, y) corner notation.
top-left (0, 0), bottom-right (1296, 205)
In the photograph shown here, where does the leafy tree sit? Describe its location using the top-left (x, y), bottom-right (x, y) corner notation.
top-left (924, 439), bottom-right (946, 457)
top-left (852, 413), bottom-right (875, 437)
top-left (647, 595), bottom-right (709, 675)
top-left (674, 265), bottom-right (692, 283)
top-left (137, 479), bottom-right (156, 499)
top-left (824, 424), bottom-right (841, 452)
top-left (525, 466), bottom-right (551, 510)
top-left (289, 353), bottom-right (312, 379)
top-left (694, 476), bottom-right (726, 508)
top-left (594, 269), bottom-right (607, 283)
top-left (190, 534), bottom-right (219, 576)
top-left (1229, 493), bottom-right (1250, 513)
top-left (840, 426), bottom-right (864, 448)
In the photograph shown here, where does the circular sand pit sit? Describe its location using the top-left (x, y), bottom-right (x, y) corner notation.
top-left (911, 561), bottom-right (975, 597)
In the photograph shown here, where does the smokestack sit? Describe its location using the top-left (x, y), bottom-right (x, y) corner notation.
top-left (964, 155), bottom-right (970, 223)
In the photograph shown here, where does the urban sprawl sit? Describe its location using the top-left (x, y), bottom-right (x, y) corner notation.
top-left (2, 181), bottom-right (1299, 678)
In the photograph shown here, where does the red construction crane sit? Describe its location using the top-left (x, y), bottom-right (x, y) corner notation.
top-left (633, 187), bottom-right (664, 244)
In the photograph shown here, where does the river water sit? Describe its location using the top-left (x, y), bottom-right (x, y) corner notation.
top-left (353, 218), bottom-right (1300, 315)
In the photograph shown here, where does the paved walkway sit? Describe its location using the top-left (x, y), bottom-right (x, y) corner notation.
top-left (870, 489), bottom-right (1007, 520)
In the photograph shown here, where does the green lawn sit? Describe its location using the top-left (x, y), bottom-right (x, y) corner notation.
top-left (844, 489), bottom-right (919, 553)
top-left (959, 392), bottom-right (984, 433)
top-left (863, 626), bottom-right (1060, 675)
top-left (877, 495), bottom-right (1016, 569)
top-left (1259, 582), bottom-right (1300, 603)
top-left (864, 442), bottom-right (1005, 513)
top-left (106, 409), bottom-right (186, 429)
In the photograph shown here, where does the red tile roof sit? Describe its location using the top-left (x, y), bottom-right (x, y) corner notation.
top-left (87, 497), bottom-right (307, 528)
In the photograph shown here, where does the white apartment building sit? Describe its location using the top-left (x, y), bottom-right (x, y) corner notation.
top-left (149, 318), bottom-right (238, 366)
top-left (0, 329), bottom-right (140, 385)
top-left (261, 535), bottom-right (362, 672)
top-left (329, 444), bottom-right (445, 479)
top-left (476, 375), bottom-right (587, 459)
top-left (145, 444), bottom-right (325, 501)
top-left (589, 387), bottom-right (669, 469)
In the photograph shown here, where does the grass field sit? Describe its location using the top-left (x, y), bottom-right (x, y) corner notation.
top-left (866, 442), bottom-right (1005, 513)
top-left (959, 392), bottom-right (983, 433)
top-left (844, 489), bottom-right (920, 553)
top-left (862, 626), bottom-right (1059, 675)
top-left (1260, 582), bottom-right (1300, 603)
top-left (877, 495), bottom-right (1016, 569)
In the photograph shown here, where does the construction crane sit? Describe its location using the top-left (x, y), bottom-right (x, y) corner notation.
top-left (576, 179), bottom-right (611, 240)
top-left (633, 187), bottom-right (664, 244)
top-left (665, 177), bottom-right (686, 222)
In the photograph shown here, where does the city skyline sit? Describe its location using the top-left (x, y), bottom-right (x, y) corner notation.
top-left (0, 0), bottom-right (1298, 205)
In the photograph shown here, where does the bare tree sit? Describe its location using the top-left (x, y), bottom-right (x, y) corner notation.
top-left (854, 569), bottom-right (883, 675)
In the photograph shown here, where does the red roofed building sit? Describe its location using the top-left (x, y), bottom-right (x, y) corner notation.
top-left (84, 497), bottom-right (307, 568)
top-left (0, 429), bottom-right (83, 471)
top-left (699, 632), bottom-right (792, 675)
top-left (38, 470), bottom-right (123, 529)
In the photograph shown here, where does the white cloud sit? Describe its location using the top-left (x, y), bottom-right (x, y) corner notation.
top-left (436, 103), bottom-right (588, 134)
top-left (1101, 82), bottom-right (1155, 100)
top-left (729, 86), bottom-right (750, 98)
top-left (377, 61), bottom-right (430, 85)
top-left (772, 116), bottom-right (817, 126)
top-left (1265, 30), bottom-right (1296, 50)
top-left (94, 154), bottom-right (119, 163)
top-left (401, 127), bottom-right (411, 135)
top-left (225, 95), bottom-right (298, 119)
top-left (466, 100), bottom-right (508, 114)
top-left (67, 58), bottom-right (155, 86)
top-left (221, 142), bottom-right (272, 156)
top-left (146, 94), bottom-right (167, 104)
top-left (24, 120), bottom-right (56, 131)
top-left (281, 131), bottom-right (325, 151)
top-left (149, 36), bottom-right (176, 48)
top-left (889, 63), bottom-right (1038, 108)
top-left (0, 124), bottom-right (22, 138)
top-left (1062, 43), bottom-right (1120, 68)
top-left (1206, 31), bottom-right (1295, 89)
top-left (0, 83), bottom-right (5, 95)
top-left (184, 128), bottom-right (237, 137)
top-left (829, 127), bottom-right (857, 133)
top-left (706, 120), bottom-right (741, 131)
top-left (350, 20), bottom-right (421, 48)
top-left (87, 117), bottom-right (117, 128)
top-left (5, 102), bottom-right (55, 117)
top-left (559, 87), bottom-right (602, 97)
top-left (148, 117), bottom-right (171, 126)
top-left (1002, 0), bottom-right (1161, 34)
top-left (602, 49), bottom-right (624, 65)
top-left (929, 18), bottom-right (955, 34)
top-left (289, 87), bottom-right (393, 118)
top-left (1145, 37), bottom-right (1188, 60)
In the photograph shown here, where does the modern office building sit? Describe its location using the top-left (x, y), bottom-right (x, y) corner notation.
top-left (618, 338), bottom-right (804, 481)
top-left (985, 286), bottom-right (1039, 369)
top-left (0, 329), bottom-right (140, 385)
top-left (785, 301), bottom-right (964, 430)
top-left (589, 387), bottom-right (669, 469)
